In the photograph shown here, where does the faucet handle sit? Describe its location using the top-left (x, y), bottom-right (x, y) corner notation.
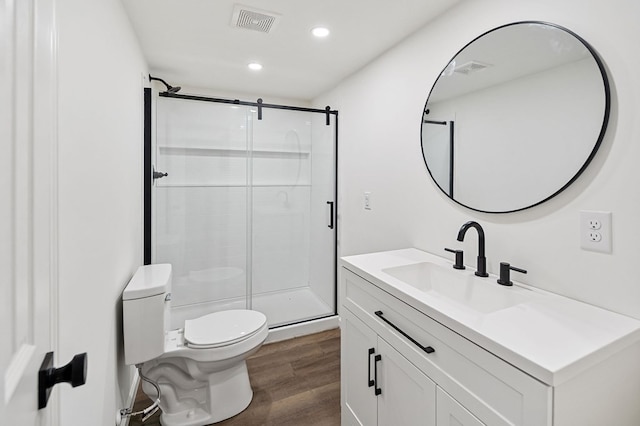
top-left (497, 262), bottom-right (527, 286)
top-left (444, 248), bottom-right (465, 270)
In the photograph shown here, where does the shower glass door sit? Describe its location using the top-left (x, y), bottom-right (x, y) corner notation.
top-left (251, 108), bottom-right (336, 327)
top-left (152, 95), bottom-right (336, 329)
top-left (154, 98), bottom-right (251, 328)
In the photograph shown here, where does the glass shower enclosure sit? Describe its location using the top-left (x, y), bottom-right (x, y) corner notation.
top-left (148, 93), bottom-right (337, 329)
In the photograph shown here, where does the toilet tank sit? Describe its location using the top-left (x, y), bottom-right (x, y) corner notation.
top-left (122, 264), bottom-right (172, 365)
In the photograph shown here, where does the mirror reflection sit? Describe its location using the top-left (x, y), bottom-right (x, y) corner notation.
top-left (421, 22), bottom-right (609, 213)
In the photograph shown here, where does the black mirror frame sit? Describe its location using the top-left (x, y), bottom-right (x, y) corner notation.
top-left (420, 21), bottom-right (611, 214)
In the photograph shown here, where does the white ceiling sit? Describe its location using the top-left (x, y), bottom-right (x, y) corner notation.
top-left (122, 0), bottom-right (461, 101)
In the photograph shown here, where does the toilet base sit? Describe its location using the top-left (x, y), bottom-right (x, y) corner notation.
top-left (149, 361), bottom-right (254, 426)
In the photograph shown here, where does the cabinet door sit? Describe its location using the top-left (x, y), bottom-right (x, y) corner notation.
top-left (377, 338), bottom-right (437, 426)
top-left (342, 308), bottom-right (378, 426)
top-left (437, 388), bottom-right (485, 426)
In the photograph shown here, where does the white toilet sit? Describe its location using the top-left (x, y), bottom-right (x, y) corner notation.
top-left (122, 264), bottom-right (268, 426)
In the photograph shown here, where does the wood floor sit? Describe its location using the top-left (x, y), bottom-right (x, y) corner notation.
top-left (129, 328), bottom-right (341, 426)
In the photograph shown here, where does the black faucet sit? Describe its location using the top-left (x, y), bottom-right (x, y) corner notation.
top-left (456, 221), bottom-right (488, 277)
top-left (444, 248), bottom-right (465, 270)
top-left (497, 262), bottom-right (527, 286)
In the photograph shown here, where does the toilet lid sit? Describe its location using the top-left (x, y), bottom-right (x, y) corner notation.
top-left (183, 310), bottom-right (267, 348)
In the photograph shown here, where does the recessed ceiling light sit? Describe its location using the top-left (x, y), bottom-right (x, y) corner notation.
top-left (311, 26), bottom-right (330, 38)
top-left (248, 62), bottom-right (263, 71)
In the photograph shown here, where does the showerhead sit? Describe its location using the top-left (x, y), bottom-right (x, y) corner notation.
top-left (149, 74), bottom-right (181, 94)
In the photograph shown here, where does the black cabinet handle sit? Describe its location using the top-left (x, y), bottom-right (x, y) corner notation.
top-left (375, 311), bottom-right (435, 354)
top-left (327, 201), bottom-right (334, 229)
top-left (367, 347), bottom-right (375, 387)
top-left (374, 354), bottom-right (382, 396)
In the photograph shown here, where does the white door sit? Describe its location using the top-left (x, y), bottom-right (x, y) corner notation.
top-left (1, 0), bottom-right (58, 424)
top-left (342, 309), bottom-right (378, 426)
top-left (377, 338), bottom-right (437, 426)
top-left (436, 388), bottom-right (485, 426)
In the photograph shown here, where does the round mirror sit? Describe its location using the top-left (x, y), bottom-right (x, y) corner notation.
top-left (421, 22), bottom-right (610, 213)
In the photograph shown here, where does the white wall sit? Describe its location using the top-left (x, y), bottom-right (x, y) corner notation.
top-left (56, 0), bottom-right (147, 423)
top-left (316, 0), bottom-right (640, 319)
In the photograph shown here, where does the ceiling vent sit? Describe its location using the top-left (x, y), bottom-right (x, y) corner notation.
top-left (231, 4), bottom-right (281, 33)
top-left (454, 60), bottom-right (491, 75)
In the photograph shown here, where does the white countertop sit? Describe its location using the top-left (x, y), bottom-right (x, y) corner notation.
top-left (341, 248), bottom-right (640, 386)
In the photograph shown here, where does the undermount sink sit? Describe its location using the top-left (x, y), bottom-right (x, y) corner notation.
top-left (381, 262), bottom-right (530, 313)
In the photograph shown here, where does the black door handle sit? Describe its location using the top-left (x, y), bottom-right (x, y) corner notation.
top-left (153, 170), bottom-right (168, 180)
top-left (38, 352), bottom-right (88, 409)
top-left (367, 347), bottom-right (375, 387)
top-left (327, 201), bottom-right (334, 229)
top-left (374, 354), bottom-right (382, 396)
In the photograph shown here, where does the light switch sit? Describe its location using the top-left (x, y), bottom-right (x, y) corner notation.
top-left (364, 192), bottom-right (371, 210)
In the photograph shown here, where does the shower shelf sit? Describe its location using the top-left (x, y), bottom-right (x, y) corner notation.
top-left (158, 146), bottom-right (310, 158)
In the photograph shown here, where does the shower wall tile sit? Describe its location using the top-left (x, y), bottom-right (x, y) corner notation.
top-left (252, 109), bottom-right (312, 152)
top-left (156, 185), bottom-right (313, 303)
top-left (157, 97), bottom-right (248, 150)
top-left (155, 186), bottom-right (249, 302)
top-left (158, 154), bottom-right (249, 186)
top-left (251, 187), bottom-right (310, 295)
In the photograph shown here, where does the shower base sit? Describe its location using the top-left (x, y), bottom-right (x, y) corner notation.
top-left (171, 286), bottom-right (335, 331)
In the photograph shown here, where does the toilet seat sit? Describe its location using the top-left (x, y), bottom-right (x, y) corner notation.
top-left (184, 310), bottom-right (267, 349)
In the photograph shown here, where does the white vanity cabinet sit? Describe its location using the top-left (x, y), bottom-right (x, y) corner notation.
top-left (341, 267), bottom-right (549, 426)
top-left (340, 250), bottom-right (640, 426)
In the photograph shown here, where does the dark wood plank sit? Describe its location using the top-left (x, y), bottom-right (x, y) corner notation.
top-left (128, 328), bottom-right (340, 426)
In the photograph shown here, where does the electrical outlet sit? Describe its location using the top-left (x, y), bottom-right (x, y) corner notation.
top-left (580, 211), bottom-right (611, 253)
top-left (587, 219), bottom-right (601, 230)
top-left (364, 192), bottom-right (372, 210)
top-left (588, 231), bottom-right (602, 242)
